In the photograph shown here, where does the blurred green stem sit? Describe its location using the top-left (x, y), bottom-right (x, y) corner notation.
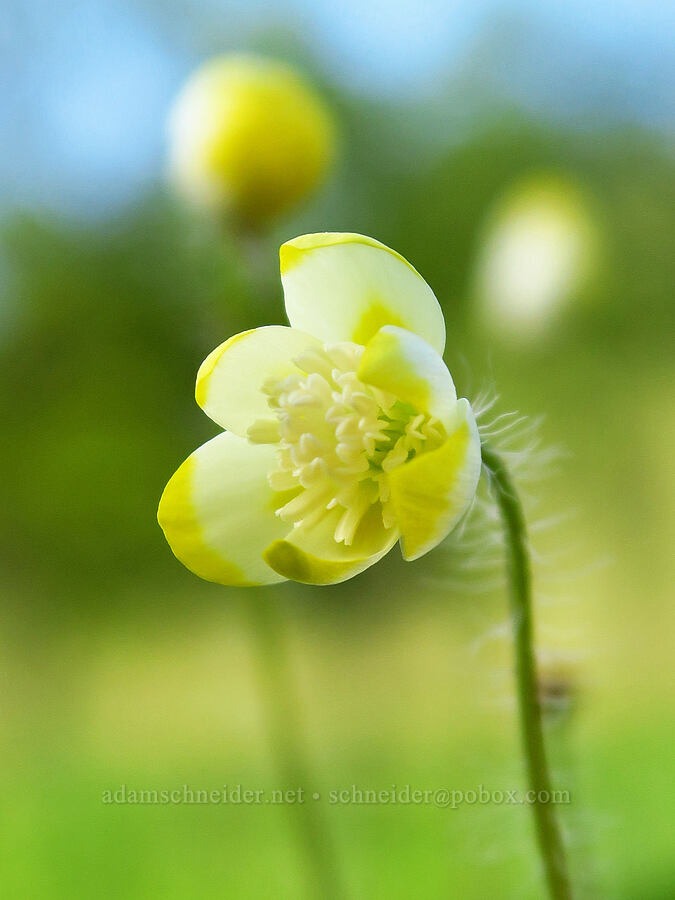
top-left (480, 446), bottom-right (573, 900)
top-left (236, 230), bottom-right (343, 898)
top-left (248, 591), bottom-right (344, 900)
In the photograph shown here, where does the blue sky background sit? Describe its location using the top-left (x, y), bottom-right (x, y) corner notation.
top-left (2, 0), bottom-right (673, 219)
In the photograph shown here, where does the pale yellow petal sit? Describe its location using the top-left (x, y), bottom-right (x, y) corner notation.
top-left (280, 233), bottom-right (445, 353)
top-left (387, 399), bottom-right (481, 560)
top-left (196, 325), bottom-right (321, 434)
top-left (357, 325), bottom-right (456, 429)
top-left (263, 504), bottom-right (398, 585)
top-left (158, 432), bottom-right (293, 585)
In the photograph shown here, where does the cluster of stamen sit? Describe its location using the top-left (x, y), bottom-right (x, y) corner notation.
top-left (247, 342), bottom-right (445, 545)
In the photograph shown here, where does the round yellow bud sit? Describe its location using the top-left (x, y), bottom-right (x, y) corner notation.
top-left (167, 55), bottom-right (336, 224)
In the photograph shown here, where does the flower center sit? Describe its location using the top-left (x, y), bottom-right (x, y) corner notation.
top-left (248, 341), bottom-right (445, 545)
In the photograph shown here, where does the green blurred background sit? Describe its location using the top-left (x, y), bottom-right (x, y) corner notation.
top-left (1, 1), bottom-right (673, 897)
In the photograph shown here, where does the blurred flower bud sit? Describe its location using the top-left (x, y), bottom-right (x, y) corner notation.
top-left (168, 55), bottom-right (336, 225)
top-left (474, 173), bottom-right (600, 339)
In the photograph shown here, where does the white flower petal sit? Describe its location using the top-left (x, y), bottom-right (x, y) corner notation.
top-left (196, 325), bottom-right (321, 434)
top-left (263, 504), bottom-right (398, 585)
top-left (387, 399), bottom-right (481, 560)
top-left (280, 233), bottom-right (445, 353)
top-left (158, 432), bottom-right (293, 585)
top-left (357, 325), bottom-right (457, 429)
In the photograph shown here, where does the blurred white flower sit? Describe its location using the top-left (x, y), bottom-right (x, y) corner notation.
top-left (474, 174), bottom-right (600, 339)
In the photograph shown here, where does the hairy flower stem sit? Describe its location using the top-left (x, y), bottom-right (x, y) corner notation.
top-left (480, 445), bottom-right (573, 900)
top-left (248, 591), bottom-right (344, 900)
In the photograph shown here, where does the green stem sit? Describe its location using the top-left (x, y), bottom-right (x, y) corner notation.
top-left (480, 445), bottom-right (573, 900)
top-left (231, 231), bottom-right (343, 896)
top-left (248, 591), bottom-right (344, 900)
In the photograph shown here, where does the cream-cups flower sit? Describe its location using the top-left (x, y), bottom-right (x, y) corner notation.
top-left (158, 234), bottom-right (482, 586)
top-left (168, 55), bottom-right (335, 224)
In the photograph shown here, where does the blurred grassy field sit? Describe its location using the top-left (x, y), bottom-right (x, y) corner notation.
top-left (1, 66), bottom-right (673, 899)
